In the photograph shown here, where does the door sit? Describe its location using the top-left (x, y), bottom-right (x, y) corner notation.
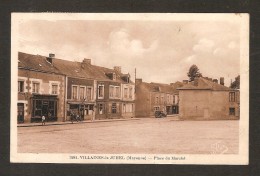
top-left (17, 103), bottom-right (24, 123)
top-left (42, 104), bottom-right (49, 120)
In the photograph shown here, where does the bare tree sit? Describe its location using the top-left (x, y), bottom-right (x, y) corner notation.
top-left (187, 64), bottom-right (202, 81)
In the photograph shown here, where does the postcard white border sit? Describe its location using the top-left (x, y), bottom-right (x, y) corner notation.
top-left (10, 13), bottom-right (249, 165)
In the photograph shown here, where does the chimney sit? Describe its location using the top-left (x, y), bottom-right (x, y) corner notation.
top-left (183, 80), bottom-right (188, 84)
top-left (114, 66), bottom-right (121, 73)
top-left (220, 77), bottom-right (224, 86)
top-left (83, 58), bottom-right (91, 65)
top-left (135, 78), bottom-right (142, 85)
top-left (213, 79), bottom-right (218, 84)
top-left (46, 53), bottom-right (55, 64)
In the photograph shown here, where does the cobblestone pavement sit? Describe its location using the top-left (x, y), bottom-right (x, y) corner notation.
top-left (17, 117), bottom-right (239, 154)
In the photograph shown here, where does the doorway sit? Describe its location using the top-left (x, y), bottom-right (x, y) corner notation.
top-left (17, 103), bottom-right (24, 123)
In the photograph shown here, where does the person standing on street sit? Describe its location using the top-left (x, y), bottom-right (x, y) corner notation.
top-left (42, 115), bottom-right (46, 126)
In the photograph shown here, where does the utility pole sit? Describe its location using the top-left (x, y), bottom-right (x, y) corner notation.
top-left (134, 68), bottom-right (136, 93)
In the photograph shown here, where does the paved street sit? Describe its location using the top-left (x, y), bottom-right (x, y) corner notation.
top-left (18, 117), bottom-right (239, 154)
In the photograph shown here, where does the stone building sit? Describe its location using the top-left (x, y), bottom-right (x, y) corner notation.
top-left (135, 79), bottom-right (183, 117)
top-left (93, 66), bottom-right (135, 120)
top-left (52, 58), bottom-right (96, 121)
top-left (17, 52), bottom-right (135, 123)
top-left (18, 52), bottom-right (65, 123)
top-left (177, 77), bottom-right (240, 120)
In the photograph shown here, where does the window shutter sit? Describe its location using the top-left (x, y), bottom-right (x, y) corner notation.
top-left (117, 103), bottom-right (120, 113)
top-left (108, 103), bottom-right (111, 113)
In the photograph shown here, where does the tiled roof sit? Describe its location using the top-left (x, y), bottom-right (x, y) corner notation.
top-left (177, 77), bottom-right (232, 91)
top-left (18, 52), bottom-right (61, 74)
top-left (18, 52), bottom-right (133, 83)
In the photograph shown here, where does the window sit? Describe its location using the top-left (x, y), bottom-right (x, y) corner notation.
top-left (109, 85), bottom-right (120, 98)
top-left (32, 82), bottom-right (40, 93)
top-left (123, 104), bottom-right (126, 112)
top-left (174, 95), bottom-right (179, 104)
top-left (229, 92), bottom-right (235, 102)
top-left (124, 88), bottom-right (128, 98)
top-left (18, 81), bottom-right (24, 93)
top-left (86, 87), bottom-right (92, 100)
top-left (35, 100), bottom-right (42, 116)
top-left (229, 108), bottom-right (235, 115)
top-left (99, 104), bottom-right (104, 114)
top-left (161, 96), bottom-right (164, 104)
top-left (72, 86), bottom-right (78, 99)
top-left (112, 103), bottom-right (117, 113)
top-left (79, 87), bottom-right (85, 100)
top-left (113, 73), bottom-right (116, 80)
top-left (129, 87), bottom-right (133, 98)
top-left (109, 85), bottom-right (114, 97)
top-left (155, 96), bottom-right (159, 104)
top-left (51, 84), bottom-right (58, 94)
top-left (98, 85), bottom-right (104, 98)
top-left (115, 87), bottom-right (120, 98)
top-left (154, 106), bottom-right (159, 111)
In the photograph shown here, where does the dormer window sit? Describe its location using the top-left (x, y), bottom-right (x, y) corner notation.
top-left (105, 72), bottom-right (116, 80)
top-left (122, 74), bottom-right (130, 83)
top-left (113, 73), bottom-right (116, 80)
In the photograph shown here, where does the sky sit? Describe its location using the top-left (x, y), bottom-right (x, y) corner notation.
top-left (17, 17), bottom-right (241, 85)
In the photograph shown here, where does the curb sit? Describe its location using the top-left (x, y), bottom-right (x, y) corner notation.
top-left (17, 118), bottom-right (140, 127)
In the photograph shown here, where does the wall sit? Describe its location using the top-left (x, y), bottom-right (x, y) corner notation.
top-left (18, 69), bottom-right (65, 122)
top-left (135, 84), bottom-right (151, 117)
top-left (67, 77), bottom-right (95, 100)
top-left (179, 90), bottom-right (240, 120)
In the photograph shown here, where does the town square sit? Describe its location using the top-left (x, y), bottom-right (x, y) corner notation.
top-left (11, 13), bottom-right (248, 165)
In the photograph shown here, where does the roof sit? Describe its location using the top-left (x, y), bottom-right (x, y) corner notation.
top-left (137, 81), bottom-right (182, 94)
top-left (18, 52), bottom-right (133, 83)
top-left (18, 52), bottom-right (61, 74)
top-left (177, 77), bottom-right (233, 91)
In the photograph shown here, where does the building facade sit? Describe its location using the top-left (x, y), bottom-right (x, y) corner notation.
top-left (178, 77), bottom-right (240, 120)
top-left (95, 67), bottom-right (135, 120)
top-left (18, 52), bottom-right (135, 123)
top-left (18, 52), bottom-right (65, 123)
top-left (66, 77), bottom-right (96, 121)
top-left (135, 79), bottom-right (182, 117)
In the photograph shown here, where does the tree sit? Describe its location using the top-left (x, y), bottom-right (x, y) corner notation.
top-left (230, 75), bottom-right (240, 89)
top-left (187, 64), bottom-right (202, 81)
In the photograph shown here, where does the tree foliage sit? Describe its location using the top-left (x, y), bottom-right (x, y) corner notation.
top-left (230, 75), bottom-right (240, 89)
top-left (187, 64), bottom-right (202, 81)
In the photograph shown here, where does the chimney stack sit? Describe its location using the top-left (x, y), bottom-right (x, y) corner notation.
top-left (220, 77), bottom-right (224, 86)
top-left (46, 53), bottom-right (55, 64)
top-left (83, 58), bottom-right (91, 65)
top-left (49, 53), bottom-right (55, 58)
top-left (114, 66), bottom-right (121, 73)
top-left (213, 79), bottom-right (218, 84)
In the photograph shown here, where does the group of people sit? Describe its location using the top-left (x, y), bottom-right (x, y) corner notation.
top-left (70, 110), bottom-right (82, 123)
top-left (41, 110), bottom-right (83, 126)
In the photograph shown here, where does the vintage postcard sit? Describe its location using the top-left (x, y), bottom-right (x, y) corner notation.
top-left (11, 13), bottom-right (249, 164)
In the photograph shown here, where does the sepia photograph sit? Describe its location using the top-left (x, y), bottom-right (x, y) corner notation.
top-left (11, 13), bottom-right (249, 164)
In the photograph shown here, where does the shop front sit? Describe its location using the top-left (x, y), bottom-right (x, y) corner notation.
top-left (67, 101), bottom-right (95, 121)
top-left (31, 94), bottom-right (58, 122)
